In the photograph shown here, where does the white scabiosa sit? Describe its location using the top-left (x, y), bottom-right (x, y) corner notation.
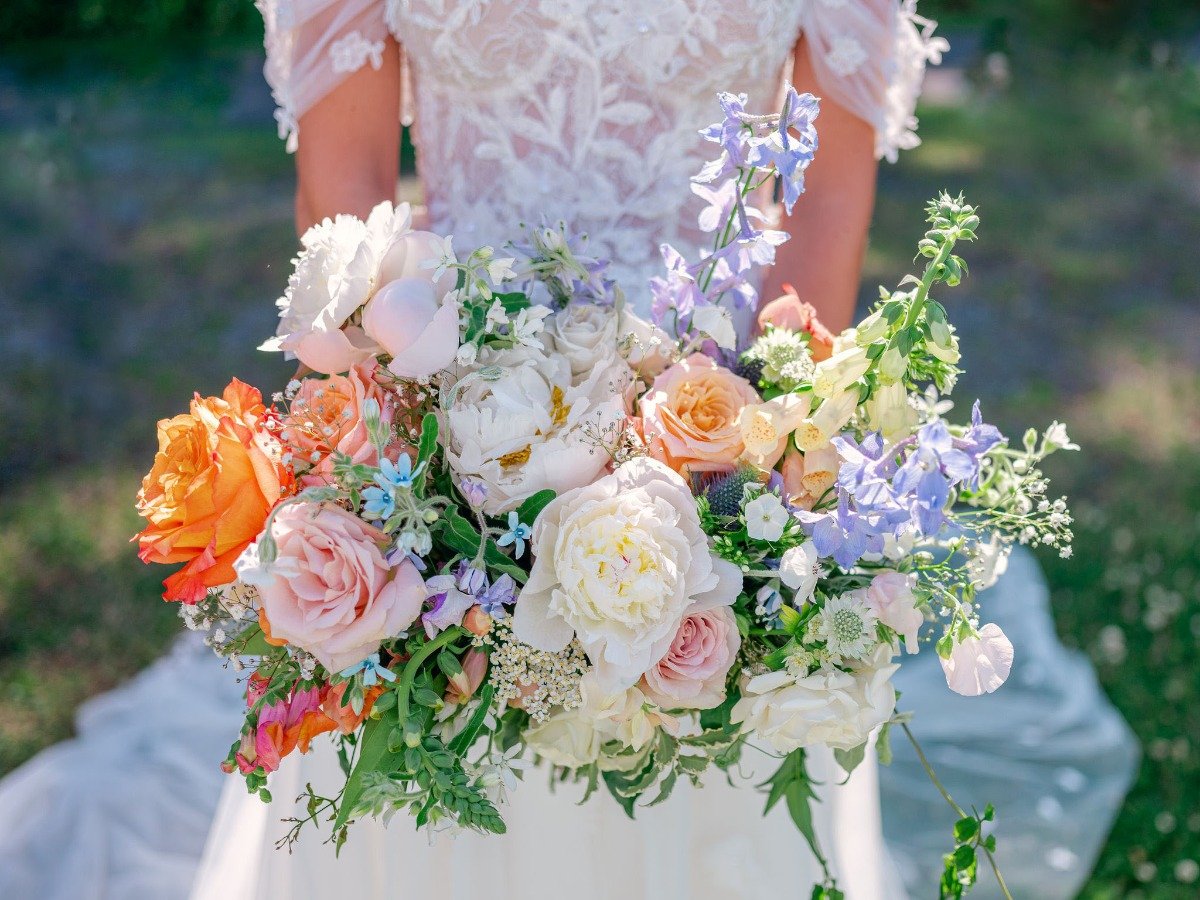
top-left (814, 590), bottom-right (879, 661)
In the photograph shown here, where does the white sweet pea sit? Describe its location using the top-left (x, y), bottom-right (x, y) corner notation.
top-left (865, 381), bottom-right (918, 440)
top-left (795, 389), bottom-right (858, 451)
top-left (692, 305), bottom-right (738, 351)
top-left (779, 542), bottom-right (820, 602)
top-left (812, 345), bottom-right (871, 398)
top-left (941, 623), bottom-right (1014, 696)
top-left (744, 492), bottom-right (790, 542)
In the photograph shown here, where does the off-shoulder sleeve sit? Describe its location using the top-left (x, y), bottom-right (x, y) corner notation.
top-left (798, 0), bottom-right (949, 163)
top-left (257, 0), bottom-right (391, 152)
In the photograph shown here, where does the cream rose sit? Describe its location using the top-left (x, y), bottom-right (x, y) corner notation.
top-left (731, 644), bottom-right (898, 752)
top-left (513, 458), bottom-right (742, 690)
top-left (545, 302), bottom-right (626, 379)
top-left (445, 348), bottom-right (628, 515)
top-left (253, 502), bottom-right (425, 672)
top-left (640, 604), bottom-right (739, 710)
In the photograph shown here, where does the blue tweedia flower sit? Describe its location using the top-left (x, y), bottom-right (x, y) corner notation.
top-left (339, 653), bottom-right (397, 688)
top-left (496, 511), bottom-right (533, 559)
top-left (477, 574), bottom-right (518, 619)
top-left (376, 453), bottom-right (423, 492)
top-left (361, 484), bottom-right (395, 521)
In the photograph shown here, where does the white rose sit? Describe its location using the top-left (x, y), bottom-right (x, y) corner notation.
top-left (546, 302), bottom-right (629, 379)
top-left (731, 644), bottom-right (898, 752)
top-left (514, 458), bottom-right (743, 690)
top-left (524, 705), bottom-right (610, 769)
top-left (618, 306), bottom-right (675, 378)
top-left (446, 349), bottom-right (627, 515)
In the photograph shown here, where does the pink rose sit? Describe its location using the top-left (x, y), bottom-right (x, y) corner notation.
top-left (362, 278), bottom-right (460, 380)
top-left (940, 623), bottom-right (1014, 697)
top-left (256, 503), bottom-right (425, 673)
top-left (865, 572), bottom-right (924, 654)
top-left (639, 353), bottom-right (760, 475)
top-left (284, 361), bottom-right (399, 488)
top-left (640, 605), bottom-right (740, 710)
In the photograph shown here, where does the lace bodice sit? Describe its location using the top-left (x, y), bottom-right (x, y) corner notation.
top-left (257, 0), bottom-right (946, 311)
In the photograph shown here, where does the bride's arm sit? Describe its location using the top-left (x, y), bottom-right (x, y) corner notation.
top-left (761, 37), bottom-right (877, 333)
top-left (294, 37), bottom-right (403, 235)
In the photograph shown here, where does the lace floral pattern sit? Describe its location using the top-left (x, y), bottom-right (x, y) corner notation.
top-left (258, 0), bottom-right (946, 308)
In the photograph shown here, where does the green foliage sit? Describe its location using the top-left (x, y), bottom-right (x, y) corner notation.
top-left (760, 750), bottom-right (841, 895)
top-left (939, 805), bottom-right (997, 899)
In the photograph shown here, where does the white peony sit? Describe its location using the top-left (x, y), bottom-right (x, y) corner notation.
top-left (262, 200), bottom-right (457, 374)
top-left (445, 347), bottom-right (628, 515)
top-left (731, 644), bottom-right (899, 752)
top-left (513, 458), bottom-right (743, 690)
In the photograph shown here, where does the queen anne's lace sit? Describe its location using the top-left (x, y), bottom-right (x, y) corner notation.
top-left (258, 0), bottom-right (946, 307)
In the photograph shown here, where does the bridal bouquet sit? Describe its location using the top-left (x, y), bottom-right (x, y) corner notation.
top-left (135, 86), bottom-right (1073, 898)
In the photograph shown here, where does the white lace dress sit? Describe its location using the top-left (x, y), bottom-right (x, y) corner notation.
top-left (190, 3), bottom-right (943, 899)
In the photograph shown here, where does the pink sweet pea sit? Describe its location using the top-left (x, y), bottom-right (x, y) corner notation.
top-left (941, 623), bottom-right (1014, 696)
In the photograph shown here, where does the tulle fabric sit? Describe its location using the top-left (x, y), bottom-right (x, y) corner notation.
top-left (0, 637), bottom-right (243, 900)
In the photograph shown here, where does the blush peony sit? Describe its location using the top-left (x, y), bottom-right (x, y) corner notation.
top-left (135, 379), bottom-right (293, 603)
top-left (640, 353), bottom-right (760, 475)
top-left (513, 457), bottom-right (742, 690)
top-left (253, 502), bottom-right (425, 673)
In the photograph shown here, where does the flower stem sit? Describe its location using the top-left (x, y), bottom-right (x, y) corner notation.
top-left (901, 723), bottom-right (1014, 900)
top-left (902, 238), bottom-right (955, 331)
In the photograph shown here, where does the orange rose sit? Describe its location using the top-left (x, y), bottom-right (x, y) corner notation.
top-left (756, 284), bottom-right (835, 362)
top-left (639, 353), bottom-right (760, 475)
top-left (135, 379), bottom-right (294, 603)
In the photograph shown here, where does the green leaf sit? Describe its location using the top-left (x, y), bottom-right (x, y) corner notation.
top-left (233, 626), bottom-right (273, 657)
top-left (778, 603), bottom-right (802, 634)
top-left (698, 689), bottom-right (739, 731)
top-left (833, 742), bottom-right (867, 777)
top-left (335, 716), bottom-right (399, 830)
top-left (493, 291), bottom-right (530, 315)
top-left (447, 685), bottom-right (496, 755)
top-left (954, 815), bottom-right (980, 843)
top-left (415, 413), bottom-right (439, 488)
top-left (876, 720), bottom-right (894, 766)
top-left (516, 489), bottom-right (556, 527)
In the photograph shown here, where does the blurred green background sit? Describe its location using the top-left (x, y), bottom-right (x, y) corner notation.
top-left (0, 1), bottom-right (1197, 896)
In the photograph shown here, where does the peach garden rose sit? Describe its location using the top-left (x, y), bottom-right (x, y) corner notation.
top-left (639, 353), bottom-right (760, 475)
top-left (640, 604), bottom-right (740, 710)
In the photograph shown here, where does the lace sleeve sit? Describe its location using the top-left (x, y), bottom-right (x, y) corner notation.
top-left (798, 0), bottom-right (948, 163)
top-left (257, 0), bottom-right (392, 152)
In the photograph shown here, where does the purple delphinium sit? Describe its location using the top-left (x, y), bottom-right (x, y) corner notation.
top-left (795, 492), bottom-right (907, 569)
top-left (696, 91), bottom-right (751, 182)
top-left (955, 401), bottom-right (1005, 487)
top-left (650, 244), bottom-right (706, 324)
top-left (893, 419), bottom-right (978, 534)
top-left (423, 562), bottom-right (488, 636)
top-left (746, 86), bottom-right (820, 214)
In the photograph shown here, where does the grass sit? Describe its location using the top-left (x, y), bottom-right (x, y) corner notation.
top-left (0, 34), bottom-right (1197, 897)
